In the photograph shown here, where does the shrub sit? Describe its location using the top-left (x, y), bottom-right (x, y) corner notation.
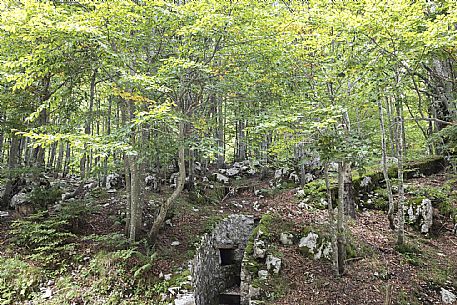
top-left (29, 186), bottom-right (62, 208)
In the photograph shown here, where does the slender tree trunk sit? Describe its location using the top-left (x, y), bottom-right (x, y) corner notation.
top-left (124, 153), bottom-right (132, 237)
top-left (63, 142), bottom-right (71, 177)
top-left (148, 122), bottom-right (186, 241)
top-left (386, 97), bottom-right (396, 157)
top-left (378, 100), bottom-right (395, 230)
top-left (236, 119), bottom-right (247, 161)
top-left (34, 110), bottom-right (47, 169)
top-left (48, 142), bottom-right (57, 170)
top-left (342, 112), bottom-right (355, 218)
top-left (337, 161), bottom-right (347, 275)
top-left (325, 162), bottom-right (339, 275)
top-left (188, 147), bottom-right (195, 190)
top-left (104, 97), bottom-right (112, 183)
top-left (80, 69), bottom-right (97, 179)
top-left (56, 141), bottom-right (64, 175)
top-left (0, 113), bottom-right (3, 164)
top-left (23, 137), bottom-right (30, 166)
top-left (216, 95), bottom-right (225, 167)
top-left (2, 135), bottom-right (20, 207)
top-left (343, 162), bottom-right (355, 218)
top-left (395, 101), bottom-right (405, 246)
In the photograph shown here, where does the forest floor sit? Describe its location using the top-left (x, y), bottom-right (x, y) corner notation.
top-left (0, 170), bottom-right (457, 304)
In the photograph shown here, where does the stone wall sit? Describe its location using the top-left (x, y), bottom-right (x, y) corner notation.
top-left (192, 214), bottom-right (255, 305)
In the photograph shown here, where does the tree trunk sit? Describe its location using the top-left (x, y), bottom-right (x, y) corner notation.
top-left (378, 100), bottom-right (395, 230)
top-left (148, 122), bottom-right (186, 242)
top-left (63, 142), bottom-right (71, 177)
top-left (236, 119), bottom-right (247, 161)
top-left (80, 69), bottom-right (97, 179)
top-left (337, 161), bottom-right (347, 275)
top-left (343, 162), bottom-right (355, 218)
top-left (395, 101), bottom-right (405, 246)
top-left (216, 98), bottom-right (225, 168)
top-left (2, 135), bottom-right (20, 208)
top-left (124, 153), bottom-right (132, 237)
top-left (187, 147), bottom-right (195, 190)
top-left (325, 162), bottom-right (339, 275)
top-left (342, 111), bottom-right (355, 218)
top-left (23, 137), bottom-right (31, 166)
top-left (127, 153), bottom-right (143, 242)
top-left (56, 140), bottom-right (64, 174)
top-left (386, 97), bottom-right (396, 157)
top-left (48, 142), bottom-right (57, 170)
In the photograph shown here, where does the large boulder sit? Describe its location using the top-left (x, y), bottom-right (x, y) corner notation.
top-left (10, 192), bottom-right (34, 216)
top-left (105, 173), bottom-right (124, 190)
top-left (10, 192), bottom-right (30, 208)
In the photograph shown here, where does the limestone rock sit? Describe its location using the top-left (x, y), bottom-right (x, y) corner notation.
top-left (42, 287), bottom-right (53, 299)
top-left (299, 232), bottom-right (319, 254)
top-left (145, 174), bottom-right (158, 189)
top-left (258, 270), bottom-right (268, 280)
top-left (253, 240), bottom-right (266, 259)
top-left (106, 173), bottom-right (124, 189)
top-left (289, 172), bottom-right (299, 184)
top-left (249, 285), bottom-right (261, 299)
top-left (406, 198), bottom-right (434, 234)
top-left (304, 173), bottom-right (314, 183)
top-left (213, 173), bottom-right (229, 184)
top-left (298, 201), bottom-right (311, 210)
top-left (274, 168), bottom-right (289, 180)
top-left (420, 198), bottom-right (433, 234)
top-left (295, 189), bottom-right (305, 198)
top-left (175, 294), bottom-right (195, 305)
top-left (313, 241), bottom-right (332, 260)
top-left (441, 288), bottom-right (456, 304)
top-left (226, 167), bottom-right (240, 177)
top-left (247, 168), bottom-right (256, 175)
top-left (10, 192), bottom-right (30, 207)
top-left (266, 255), bottom-right (282, 274)
top-left (280, 233), bottom-right (293, 245)
top-left (360, 176), bottom-right (372, 187)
